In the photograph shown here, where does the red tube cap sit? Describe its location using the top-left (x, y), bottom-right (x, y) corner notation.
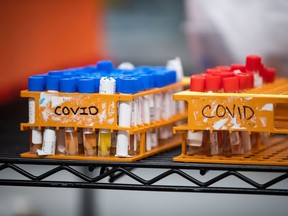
top-left (190, 74), bottom-right (205, 92)
top-left (231, 64), bottom-right (246, 72)
top-left (205, 75), bottom-right (221, 92)
top-left (264, 67), bottom-right (276, 83)
top-left (215, 66), bottom-right (231, 71)
top-left (246, 55), bottom-right (262, 71)
top-left (219, 71), bottom-right (234, 78)
top-left (223, 77), bottom-right (239, 93)
top-left (259, 63), bottom-right (265, 77)
top-left (206, 68), bottom-right (220, 75)
top-left (236, 73), bottom-right (250, 90)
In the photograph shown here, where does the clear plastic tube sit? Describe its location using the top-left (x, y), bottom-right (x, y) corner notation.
top-left (29, 97), bottom-right (43, 154)
top-left (222, 76), bottom-right (244, 155)
top-left (78, 129), bottom-right (84, 155)
top-left (65, 127), bottom-right (79, 156)
top-left (83, 128), bottom-right (97, 156)
top-left (55, 128), bottom-right (65, 154)
top-left (98, 129), bottom-right (111, 157)
top-left (116, 100), bottom-right (131, 157)
top-left (30, 127), bottom-right (43, 154)
top-left (129, 98), bottom-right (140, 155)
top-left (187, 130), bottom-right (205, 155)
top-left (188, 74), bottom-right (208, 155)
top-left (230, 131), bottom-right (243, 154)
top-left (37, 127), bottom-right (56, 156)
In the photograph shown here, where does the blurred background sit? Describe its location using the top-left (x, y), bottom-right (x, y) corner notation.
top-left (1, 0), bottom-right (288, 215)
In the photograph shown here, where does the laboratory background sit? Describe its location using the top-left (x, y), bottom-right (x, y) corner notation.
top-left (1, 0), bottom-right (288, 215)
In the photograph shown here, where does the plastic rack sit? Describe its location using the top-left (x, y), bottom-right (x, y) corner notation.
top-left (173, 78), bottom-right (288, 165)
top-left (20, 80), bottom-right (188, 162)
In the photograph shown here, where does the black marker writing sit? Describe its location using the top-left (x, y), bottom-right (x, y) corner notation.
top-left (54, 106), bottom-right (98, 116)
top-left (201, 104), bottom-right (254, 120)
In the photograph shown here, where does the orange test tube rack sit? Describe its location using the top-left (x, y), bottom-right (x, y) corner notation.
top-left (173, 78), bottom-right (288, 166)
top-left (20, 80), bottom-right (189, 162)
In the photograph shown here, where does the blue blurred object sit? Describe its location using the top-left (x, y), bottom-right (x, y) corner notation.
top-left (78, 78), bottom-right (95, 93)
top-left (60, 78), bottom-right (77, 93)
top-left (28, 76), bottom-right (45, 92)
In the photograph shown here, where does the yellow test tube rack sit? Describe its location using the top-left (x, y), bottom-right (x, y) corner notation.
top-left (173, 78), bottom-right (288, 165)
top-left (20, 79), bottom-right (189, 162)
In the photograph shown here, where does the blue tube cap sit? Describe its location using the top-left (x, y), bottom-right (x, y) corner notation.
top-left (163, 69), bottom-right (177, 85)
top-left (28, 76), bottom-right (45, 92)
top-left (46, 75), bottom-right (61, 91)
top-left (48, 70), bottom-right (64, 77)
top-left (97, 60), bottom-right (114, 73)
top-left (117, 77), bottom-right (139, 94)
top-left (153, 72), bottom-right (166, 88)
top-left (60, 78), bottom-right (77, 93)
top-left (138, 72), bottom-right (154, 89)
top-left (78, 78), bottom-right (95, 93)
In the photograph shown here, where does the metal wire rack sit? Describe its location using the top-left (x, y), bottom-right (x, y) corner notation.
top-left (1, 147), bottom-right (288, 195)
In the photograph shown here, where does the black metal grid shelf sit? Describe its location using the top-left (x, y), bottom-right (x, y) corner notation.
top-left (1, 147), bottom-right (288, 196)
top-left (1, 99), bottom-right (288, 195)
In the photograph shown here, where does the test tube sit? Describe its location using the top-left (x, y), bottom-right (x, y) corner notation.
top-left (98, 77), bottom-right (116, 157)
top-left (47, 75), bottom-right (66, 155)
top-left (223, 76), bottom-right (244, 155)
top-left (129, 75), bottom-right (144, 155)
top-left (236, 73), bottom-right (252, 153)
top-left (78, 78), bottom-right (97, 156)
top-left (37, 74), bottom-right (69, 156)
top-left (159, 69), bottom-right (179, 141)
top-left (60, 78), bottom-right (79, 156)
top-left (27, 76), bottom-right (45, 154)
top-left (154, 70), bottom-right (171, 140)
top-left (116, 77), bottom-right (140, 157)
top-left (187, 74), bottom-right (208, 155)
top-left (166, 57), bottom-right (185, 114)
top-left (64, 127), bottom-right (78, 156)
top-left (133, 71), bottom-right (154, 153)
top-left (82, 128), bottom-right (97, 156)
top-left (138, 70), bottom-right (155, 151)
top-left (205, 75), bottom-right (223, 155)
top-left (246, 56), bottom-right (274, 146)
